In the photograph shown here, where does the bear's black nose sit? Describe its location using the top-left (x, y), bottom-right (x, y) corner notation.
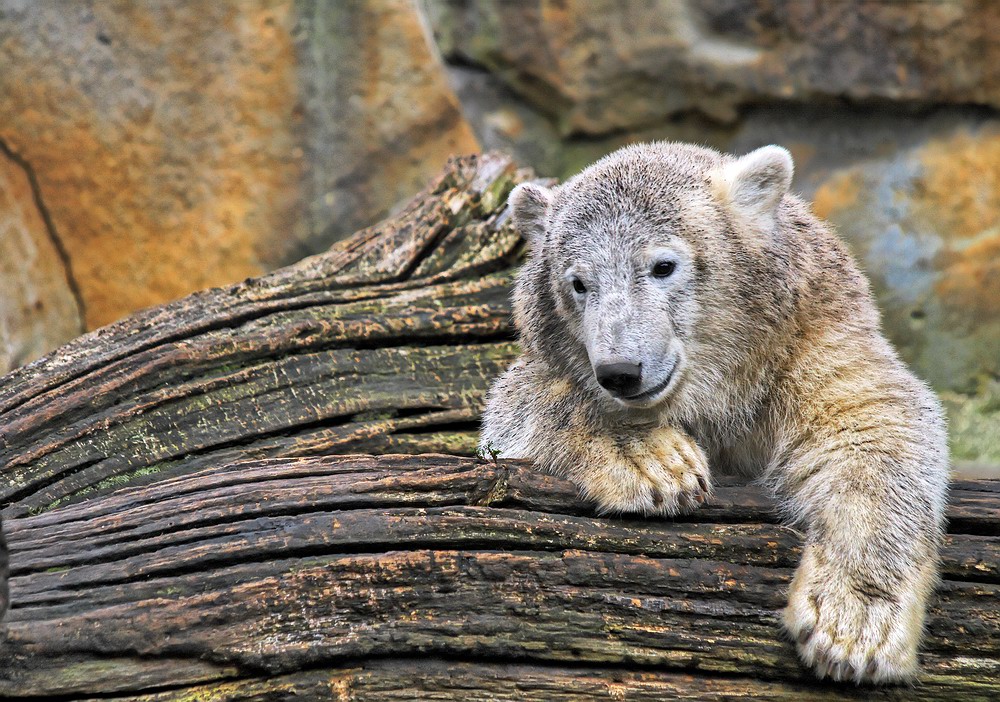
top-left (595, 361), bottom-right (642, 397)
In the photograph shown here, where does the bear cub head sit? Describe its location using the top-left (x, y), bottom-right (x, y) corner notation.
top-left (509, 142), bottom-right (795, 411)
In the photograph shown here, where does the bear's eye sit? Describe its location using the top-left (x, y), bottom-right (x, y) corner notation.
top-left (571, 277), bottom-right (587, 294)
top-left (652, 261), bottom-right (676, 278)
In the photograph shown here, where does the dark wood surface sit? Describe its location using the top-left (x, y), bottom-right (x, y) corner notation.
top-left (1, 455), bottom-right (997, 700)
top-left (0, 154), bottom-right (997, 700)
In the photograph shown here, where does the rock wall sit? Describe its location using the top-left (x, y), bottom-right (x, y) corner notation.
top-left (428, 0), bottom-right (1000, 135)
top-left (0, 146), bottom-right (83, 375)
top-left (0, 0), bottom-right (477, 337)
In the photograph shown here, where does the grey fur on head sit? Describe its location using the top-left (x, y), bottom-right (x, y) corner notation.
top-left (508, 182), bottom-right (553, 244)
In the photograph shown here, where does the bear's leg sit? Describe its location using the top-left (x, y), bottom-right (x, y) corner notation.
top-left (774, 377), bottom-right (948, 684)
top-left (481, 356), bottom-right (711, 516)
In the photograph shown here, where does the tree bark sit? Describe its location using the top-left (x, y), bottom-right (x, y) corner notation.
top-left (0, 152), bottom-right (528, 520)
top-left (2, 456), bottom-right (999, 700)
top-left (0, 154), bottom-right (997, 700)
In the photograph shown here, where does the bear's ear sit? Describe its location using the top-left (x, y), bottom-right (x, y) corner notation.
top-left (711, 145), bottom-right (793, 232)
top-left (508, 182), bottom-right (553, 244)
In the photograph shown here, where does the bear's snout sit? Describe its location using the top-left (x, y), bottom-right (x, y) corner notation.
top-left (595, 360), bottom-right (643, 397)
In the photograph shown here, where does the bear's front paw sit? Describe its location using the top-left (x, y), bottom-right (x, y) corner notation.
top-left (783, 544), bottom-right (928, 684)
top-left (580, 425), bottom-right (711, 516)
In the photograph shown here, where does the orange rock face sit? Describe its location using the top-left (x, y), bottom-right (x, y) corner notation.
top-left (0, 147), bottom-right (82, 373)
top-left (0, 0), bottom-right (477, 331)
top-left (808, 122), bottom-right (1000, 392)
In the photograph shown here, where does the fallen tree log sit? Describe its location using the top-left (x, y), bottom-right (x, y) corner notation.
top-left (0, 152), bottom-right (529, 519)
top-left (2, 456), bottom-right (999, 700)
top-left (0, 154), bottom-right (997, 700)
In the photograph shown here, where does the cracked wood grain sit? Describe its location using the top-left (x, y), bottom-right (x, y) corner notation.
top-left (0, 456), bottom-right (998, 700)
top-left (0, 153), bottom-right (530, 518)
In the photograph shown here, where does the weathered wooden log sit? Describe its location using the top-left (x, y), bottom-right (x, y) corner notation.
top-left (1, 456), bottom-right (998, 700)
top-left (0, 152), bottom-right (530, 519)
top-left (0, 154), bottom-right (998, 700)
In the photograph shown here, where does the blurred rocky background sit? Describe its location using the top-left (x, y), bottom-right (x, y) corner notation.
top-left (1, 0), bottom-right (997, 474)
top-left (0, 0), bottom-right (477, 349)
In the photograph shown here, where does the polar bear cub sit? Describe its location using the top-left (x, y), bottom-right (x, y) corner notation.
top-left (481, 142), bottom-right (949, 684)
